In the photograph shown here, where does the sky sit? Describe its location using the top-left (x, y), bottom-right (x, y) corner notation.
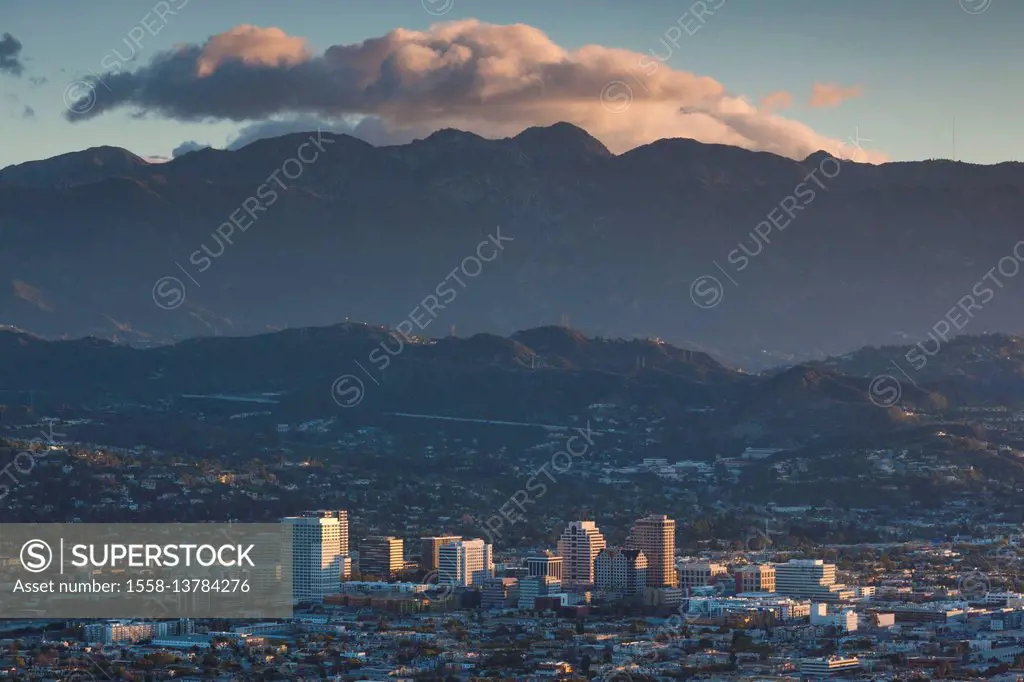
top-left (0, 0), bottom-right (1021, 169)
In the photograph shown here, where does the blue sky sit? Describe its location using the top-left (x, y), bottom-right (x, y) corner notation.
top-left (1, 0), bottom-right (1020, 168)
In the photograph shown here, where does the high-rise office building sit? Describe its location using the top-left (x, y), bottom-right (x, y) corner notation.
top-left (775, 559), bottom-right (854, 601)
top-left (629, 514), bottom-right (677, 587)
top-left (301, 510), bottom-right (349, 554)
top-left (360, 536), bottom-right (404, 577)
top-left (282, 515), bottom-right (345, 603)
top-left (438, 538), bottom-right (494, 587)
top-left (526, 552), bottom-right (563, 581)
top-left (421, 535), bottom-right (462, 572)
top-left (557, 520), bottom-right (606, 586)
top-left (594, 548), bottom-right (648, 595)
top-left (301, 510), bottom-right (350, 578)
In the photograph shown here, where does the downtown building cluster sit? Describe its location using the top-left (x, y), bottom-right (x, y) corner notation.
top-left (282, 511), bottom-right (496, 604)
top-left (280, 507), bottom-right (876, 632)
top-left (28, 513), bottom-right (1024, 680)
top-left (281, 509), bottom-right (682, 609)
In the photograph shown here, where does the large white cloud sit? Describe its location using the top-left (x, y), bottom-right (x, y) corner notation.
top-left (67, 20), bottom-right (886, 162)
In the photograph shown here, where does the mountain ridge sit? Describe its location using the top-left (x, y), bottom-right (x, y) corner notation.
top-left (3, 122), bottom-right (1024, 368)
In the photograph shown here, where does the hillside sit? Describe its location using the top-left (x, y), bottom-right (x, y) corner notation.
top-left (3, 123), bottom-right (1024, 368)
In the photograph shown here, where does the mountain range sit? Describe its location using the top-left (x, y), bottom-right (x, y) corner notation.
top-left (0, 322), bottom-right (980, 443)
top-left (3, 122), bottom-right (1024, 369)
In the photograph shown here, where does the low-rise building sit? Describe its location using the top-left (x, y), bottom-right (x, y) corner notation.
top-left (799, 655), bottom-right (860, 678)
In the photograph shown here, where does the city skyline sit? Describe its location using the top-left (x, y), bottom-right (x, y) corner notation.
top-left (4, 2), bottom-right (1024, 677)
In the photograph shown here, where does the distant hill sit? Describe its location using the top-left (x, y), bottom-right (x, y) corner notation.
top-left (816, 333), bottom-right (1024, 405)
top-left (0, 324), bottom-right (964, 443)
top-left (0, 146), bottom-right (149, 188)
top-left (3, 122), bottom-right (1024, 368)
top-left (0, 322), bottom-right (739, 400)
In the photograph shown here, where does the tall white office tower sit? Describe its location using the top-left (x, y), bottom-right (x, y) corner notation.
top-left (438, 539), bottom-right (494, 587)
top-left (283, 515), bottom-right (344, 603)
top-left (301, 510), bottom-right (351, 578)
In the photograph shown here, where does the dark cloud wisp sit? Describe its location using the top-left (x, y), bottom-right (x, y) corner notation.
top-left (0, 32), bottom-right (25, 77)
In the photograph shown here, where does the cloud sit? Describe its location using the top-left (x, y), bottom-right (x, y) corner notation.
top-left (226, 114), bottom-right (428, 150)
top-left (171, 116), bottom-right (423, 158)
top-left (760, 91), bottom-right (793, 112)
top-left (195, 24), bottom-right (311, 78)
top-left (64, 20), bottom-right (887, 162)
top-left (29, 75), bottom-right (47, 86)
top-left (22, 105), bottom-right (34, 119)
top-left (809, 82), bottom-right (863, 109)
top-left (172, 140), bottom-right (210, 157)
top-left (12, 280), bottom-right (53, 312)
top-left (0, 32), bottom-right (24, 77)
